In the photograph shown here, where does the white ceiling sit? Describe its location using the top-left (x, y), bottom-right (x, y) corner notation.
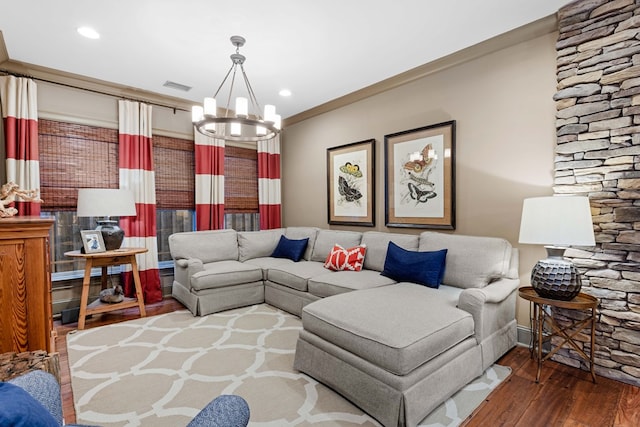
top-left (0, 0), bottom-right (573, 119)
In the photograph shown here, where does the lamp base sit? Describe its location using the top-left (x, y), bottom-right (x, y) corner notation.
top-left (96, 220), bottom-right (124, 251)
top-left (531, 252), bottom-right (582, 301)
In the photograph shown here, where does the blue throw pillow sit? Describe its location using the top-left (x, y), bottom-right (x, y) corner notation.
top-left (271, 235), bottom-right (309, 262)
top-left (381, 241), bottom-right (447, 288)
top-left (0, 381), bottom-right (59, 427)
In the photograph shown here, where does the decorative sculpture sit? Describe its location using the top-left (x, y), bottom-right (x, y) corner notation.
top-left (0, 181), bottom-right (42, 217)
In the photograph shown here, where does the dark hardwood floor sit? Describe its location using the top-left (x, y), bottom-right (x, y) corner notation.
top-left (55, 297), bottom-right (640, 426)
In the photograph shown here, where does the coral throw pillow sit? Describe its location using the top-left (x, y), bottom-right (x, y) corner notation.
top-left (324, 244), bottom-right (367, 271)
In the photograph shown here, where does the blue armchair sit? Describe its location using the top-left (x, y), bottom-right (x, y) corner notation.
top-left (1, 370), bottom-right (250, 427)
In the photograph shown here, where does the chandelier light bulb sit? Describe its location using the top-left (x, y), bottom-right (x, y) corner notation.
top-left (274, 114), bottom-right (282, 130)
top-left (256, 125), bottom-right (267, 136)
top-left (230, 122), bottom-right (241, 136)
top-left (204, 97), bottom-right (217, 117)
top-left (236, 97), bottom-right (248, 118)
top-left (264, 105), bottom-right (276, 123)
top-left (192, 105), bottom-right (204, 122)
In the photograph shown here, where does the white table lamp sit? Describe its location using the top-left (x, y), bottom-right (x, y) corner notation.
top-left (77, 189), bottom-right (137, 251)
top-left (519, 196), bottom-right (595, 300)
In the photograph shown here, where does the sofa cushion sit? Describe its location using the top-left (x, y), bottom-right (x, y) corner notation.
top-left (243, 256), bottom-right (293, 279)
top-left (301, 283), bottom-right (474, 376)
top-left (324, 244), bottom-right (367, 271)
top-left (238, 228), bottom-right (284, 261)
top-left (308, 270), bottom-right (396, 298)
top-left (285, 227), bottom-right (319, 261)
top-left (361, 231), bottom-right (419, 272)
top-left (169, 229), bottom-right (239, 264)
top-left (271, 235), bottom-right (309, 262)
top-left (191, 260), bottom-right (263, 291)
top-left (311, 230), bottom-right (363, 262)
top-left (0, 381), bottom-right (59, 427)
top-left (267, 261), bottom-right (330, 292)
top-left (419, 232), bottom-right (512, 288)
top-left (381, 242), bottom-right (447, 288)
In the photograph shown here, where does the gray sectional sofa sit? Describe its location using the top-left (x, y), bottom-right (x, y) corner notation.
top-left (169, 227), bottom-right (519, 427)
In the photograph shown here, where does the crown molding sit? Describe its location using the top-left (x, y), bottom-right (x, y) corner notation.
top-left (284, 14), bottom-right (559, 127)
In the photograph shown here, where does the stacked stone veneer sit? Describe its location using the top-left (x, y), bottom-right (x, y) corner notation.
top-left (553, 0), bottom-right (640, 386)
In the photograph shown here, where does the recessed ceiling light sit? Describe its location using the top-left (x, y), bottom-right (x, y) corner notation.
top-left (77, 26), bottom-right (100, 40)
top-left (279, 89), bottom-right (292, 97)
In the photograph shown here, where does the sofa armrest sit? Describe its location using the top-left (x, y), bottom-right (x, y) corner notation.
top-left (458, 278), bottom-right (519, 344)
top-left (174, 258), bottom-right (205, 290)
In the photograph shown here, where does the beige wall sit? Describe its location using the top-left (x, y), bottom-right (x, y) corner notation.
top-left (281, 32), bottom-right (558, 326)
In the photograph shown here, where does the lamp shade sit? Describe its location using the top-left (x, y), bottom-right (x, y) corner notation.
top-left (77, 189), bottom-right (137, 218)
top-left (518, 196), bottom-right (595, 247)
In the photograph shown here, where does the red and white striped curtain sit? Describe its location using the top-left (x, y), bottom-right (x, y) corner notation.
top-left (195, 126), bottom-right (225, 230)
top-left (0, 76), bottom-right (40, 216)
top-left (118, 100), bottom-right (162, 303)
top-left (258, 135), bottom-right (281, 229)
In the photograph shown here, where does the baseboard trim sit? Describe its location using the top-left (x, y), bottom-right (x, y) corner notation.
top-left (517, 325), bottom-right (550, 352)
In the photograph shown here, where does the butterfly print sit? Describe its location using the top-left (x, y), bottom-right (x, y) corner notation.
top-left (408, 182), bottom-right (436, 203)
top-left (338, 176), bottom-right (362, 202)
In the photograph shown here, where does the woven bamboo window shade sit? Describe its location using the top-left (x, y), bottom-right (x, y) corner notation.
top-left (38, 120), bottom-right (196, 211)
top-left (225, 145), bottom-right (258, 213)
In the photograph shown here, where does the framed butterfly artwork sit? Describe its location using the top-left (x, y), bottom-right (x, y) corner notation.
top-left (384, 120), bottom-right (455, 229)
top-left (327, 139), bottom-right (375, 226)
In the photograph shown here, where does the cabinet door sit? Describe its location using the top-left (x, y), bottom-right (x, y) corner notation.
top-left (0, 239), bottom-right (30, 352)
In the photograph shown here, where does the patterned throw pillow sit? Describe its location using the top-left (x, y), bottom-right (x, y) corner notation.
top-left (324, 244), bottom-right (367, 271)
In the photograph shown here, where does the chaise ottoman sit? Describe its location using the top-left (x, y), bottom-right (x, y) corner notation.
top-left (293, 283), bottom-right (483, 427)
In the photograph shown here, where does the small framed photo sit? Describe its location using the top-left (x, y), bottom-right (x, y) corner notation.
top-left (327, 138), bottom-right (375, 226)
top-left (81, 230), bottom-right (106, 253)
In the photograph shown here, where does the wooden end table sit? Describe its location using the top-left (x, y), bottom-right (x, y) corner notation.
top-left (65, 247), bottom-right (148, 330)
top-left (519, 286), bottom-right (598, 383)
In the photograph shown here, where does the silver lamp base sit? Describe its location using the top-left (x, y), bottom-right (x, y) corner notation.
top-left (531, 246), bottom-right (581, 301)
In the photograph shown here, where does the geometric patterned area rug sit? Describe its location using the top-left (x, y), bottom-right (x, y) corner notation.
top-left (67, 304), bottom-right (510, 427)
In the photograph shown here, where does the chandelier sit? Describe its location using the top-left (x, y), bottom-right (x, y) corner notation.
top-left (192, 35), bottom-right (281, 142)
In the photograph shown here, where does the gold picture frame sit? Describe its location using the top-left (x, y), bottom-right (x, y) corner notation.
top-left (384, 121), bottom-right (455, 229)
top-left (327, 139), bottom-right (375, 226)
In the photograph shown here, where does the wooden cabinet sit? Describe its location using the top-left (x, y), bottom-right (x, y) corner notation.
top-left (0, 217), bottom-right (55, 353)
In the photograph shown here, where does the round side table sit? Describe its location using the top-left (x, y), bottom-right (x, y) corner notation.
top-left (518, 286), bottom-right (598, 383)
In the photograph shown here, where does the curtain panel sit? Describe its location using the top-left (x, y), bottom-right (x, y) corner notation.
top-left (118, 100), bottom-right (162, 303)
top-left (0, 76), bottom-right (41, 215)
top-left (194, 127), bottom-right (225, 230)
top-left (257, 135), bottom-right (281, 229)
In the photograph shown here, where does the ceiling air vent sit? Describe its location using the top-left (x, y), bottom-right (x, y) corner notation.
top-left (163, 80), bottom-right (192, 92)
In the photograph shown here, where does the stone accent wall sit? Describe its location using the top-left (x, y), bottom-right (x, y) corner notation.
top-left (554, 0), bottom-right (640, 386)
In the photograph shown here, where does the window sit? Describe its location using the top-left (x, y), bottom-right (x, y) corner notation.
top-left (224, 145), bottom-right (259, 231)
top-left (38, 120), bottom-right (260, 277)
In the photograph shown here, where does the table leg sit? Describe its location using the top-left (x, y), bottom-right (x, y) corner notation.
top-left (129, 255), bottom-right (147, 318)
top-left (590, 308), bottom-right (597, 383)
top-left (101, 266), bottom-right (108, 289)
top-left (536, 303), bottom-right (543, 383)
top-left (78, 259), bottom-right (93, 330)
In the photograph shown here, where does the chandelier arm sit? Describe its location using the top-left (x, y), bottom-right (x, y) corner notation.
top-left (240, 64), bottom-right (262, 119)
top-left (213, 63), bottom-right (236, 100)
top-left (223, 66), bottom-right (240, 118)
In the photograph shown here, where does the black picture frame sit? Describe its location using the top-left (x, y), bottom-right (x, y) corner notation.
top-left (384, 120), bottom-right (455, 229)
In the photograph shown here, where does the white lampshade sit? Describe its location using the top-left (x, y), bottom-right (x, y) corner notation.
top-left (230, 122), bottom-right (241, 136)
top-left (235, 97), bottom-right (248, 117)
top-left (204, 97), bottom-right (217, 117)
top-left (77, 189), bottom-right (137, 218)
top-left (191, 105), bottom-right (204, 122)
top-left (519, 196), bottom-right (595, 247)
top-left (264, 104), bottom-right (276, 123)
